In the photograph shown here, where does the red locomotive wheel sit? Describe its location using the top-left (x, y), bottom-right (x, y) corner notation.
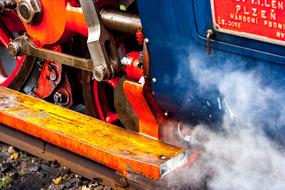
top-left (82, 71), bottom-right (119, 124)
top-left (0, 25), bottom-right (35, 90)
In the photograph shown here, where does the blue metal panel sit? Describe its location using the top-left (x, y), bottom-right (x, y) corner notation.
top-left (137, 0), bottom-right (285, 143)
top-left (192, 0), bottom-right (285, 65)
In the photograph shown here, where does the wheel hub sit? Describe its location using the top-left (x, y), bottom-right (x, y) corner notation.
top-left (17, 0), bottom-right (42, 25)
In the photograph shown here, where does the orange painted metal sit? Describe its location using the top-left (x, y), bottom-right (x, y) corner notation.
top-left (20, 0), bottom-right (88, 45)
top-left (20, 0), bottom-right (67, 45)
top-left (123, 80), bottom-right (160, 139)
top-left (0, 86), bottom-right (186, 179)
top-left (66, 3), bottom-right (88, 37)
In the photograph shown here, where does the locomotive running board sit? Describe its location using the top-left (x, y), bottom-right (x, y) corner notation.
top-left (0, 86), bottom-right (186, 180)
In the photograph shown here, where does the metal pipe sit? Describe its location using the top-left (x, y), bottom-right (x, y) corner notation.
top-left (100, 9), bottom-right (142, 34)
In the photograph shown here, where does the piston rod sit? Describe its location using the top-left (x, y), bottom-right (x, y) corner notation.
top-left (101, 9), bottom-right (142, 34)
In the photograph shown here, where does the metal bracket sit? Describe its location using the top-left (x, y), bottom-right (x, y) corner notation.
top-left (79, 0), bottom-right (120, 81)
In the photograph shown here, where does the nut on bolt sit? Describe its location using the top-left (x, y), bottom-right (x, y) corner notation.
top-left (53, 91), bottom-right (68, 105)
top-left (16, 0), bottom-right (42, 25)
top-left (0, 0), bottom-right (16, 12)
top-left (94, 66), bottom-right (109, 82)
top-left (8, 41), bottom-right (21, 56)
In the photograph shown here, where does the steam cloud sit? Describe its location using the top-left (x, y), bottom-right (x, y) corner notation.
top-left (167, 52), bottom-right (285, 190)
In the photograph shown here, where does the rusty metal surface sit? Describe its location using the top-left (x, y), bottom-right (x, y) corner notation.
top-left (0, 86), bottom-right (186, 179)
top-left (114, 78), bottom-right (140, 133)
top-left (0, 124), bottom-right (179, 189)
top-left (0, 124), bottom-right (119, 189)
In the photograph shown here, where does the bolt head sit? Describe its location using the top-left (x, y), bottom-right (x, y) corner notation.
top-left (94, 66), bottom-right (108, 82)
top-left (160, 154), bottom-right (168, 160)
top-left (49, 69), bottom-right (57, 81)
top-left (18, 3), bottom-right (30, 19)
top-left (53, 92), bottom-right (62, 103)
top-left (17, 0), bottom-right (42, 25)
top-left (8, 42), bottom-right (21, 56)
top-left (53, 90), bottom-right (69, 105)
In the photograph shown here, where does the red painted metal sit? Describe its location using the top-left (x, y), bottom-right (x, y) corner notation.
top-left (92, 50), bottom-right (142, 124)
top-left (33, 46), bottom-right (62, 98)
top-left (0, 10), bottom-right (25, 32)
top-left (211, 0), bottom-right (285, 45)
top-left (125, 52), bottom-right (144, 81)
top-left (105, 112), bottom-right (119, 123)
top-left (136, 28), bottom-right (144, 45)
top-left (68, 0), bottom-right (81, 7)
top-left (94, 78), bottom-right (120, 123)
top-left (106, 78), bottom-right (120, 89)
top-left (33, 61), bottom-right (62, 98)
top-left (92, 80), bottom-right (119, 123)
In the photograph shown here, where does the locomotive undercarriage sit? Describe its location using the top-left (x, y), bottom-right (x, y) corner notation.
top-left (1, 0), bottom-right (153, 130)
top-left (0, 0), bottom-right (198, 184)
top-left (0, 0), bottom-right (194, 143)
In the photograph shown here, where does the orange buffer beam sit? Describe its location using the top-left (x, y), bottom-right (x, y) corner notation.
top-left (0, 86), bottom-right (186, 179)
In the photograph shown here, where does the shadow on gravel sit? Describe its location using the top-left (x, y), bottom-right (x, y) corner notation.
top-left (3, 173), bottom-right (52, 190)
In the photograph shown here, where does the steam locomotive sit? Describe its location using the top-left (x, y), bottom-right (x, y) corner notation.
top-left (1, 0), bottom-right (285, 185)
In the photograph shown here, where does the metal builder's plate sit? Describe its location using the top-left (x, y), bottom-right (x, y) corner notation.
top-left (211, 0), bottom-right (285, 45)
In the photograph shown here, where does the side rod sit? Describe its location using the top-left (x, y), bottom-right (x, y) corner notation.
top-left (8, 35), bottom-right (94, 72)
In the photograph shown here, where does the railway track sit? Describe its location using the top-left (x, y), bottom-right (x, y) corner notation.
top-left (0, 124), bottom-right (165, 190)
top-left (0, 142), bottom-right (109, 190)
top-left (2, 0), bottom-right (285, 189)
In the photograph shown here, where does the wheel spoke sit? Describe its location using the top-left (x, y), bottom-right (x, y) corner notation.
top-left (0, 22), bottom-right (28, 87)
top-left (0, 27), bottom-right (10, 47)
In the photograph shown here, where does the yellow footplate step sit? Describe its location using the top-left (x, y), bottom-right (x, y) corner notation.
top-left (0, 86), bottom-right (186, 179)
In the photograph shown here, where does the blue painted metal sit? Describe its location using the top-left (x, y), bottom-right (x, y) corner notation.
top-left (137, 0), bottom-right (285, 143)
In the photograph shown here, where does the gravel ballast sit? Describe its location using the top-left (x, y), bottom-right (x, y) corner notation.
top-left (0, 143), bottom-right (110, 190)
